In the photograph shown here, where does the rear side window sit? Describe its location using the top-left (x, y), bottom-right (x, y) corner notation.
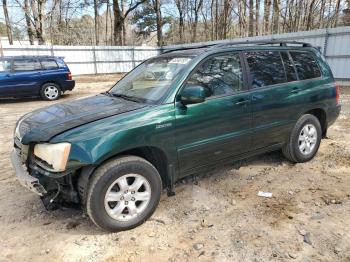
top-left (13, 59), bottom-right (41, 71)
top-left (290, 52), bottom-right (321, 80)
top-left (41, 59), bottom-right (59, 70)
top-left (0, 60), bottom-right (11, 72)
top-left (281, 52), bottom-right (297, 82)
top-left (245, 51), bottom-right (286, 88)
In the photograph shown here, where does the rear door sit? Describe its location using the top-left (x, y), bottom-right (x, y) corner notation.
top-left (39, 58), bottom-right (65, 83)
top-left (244, 50), bottom-right (299, 150)
top-left (175, 52), bottom-right (252, 174)
top-left (0, 58), bottom-right (16, 96)
top-left (12, 58), bottom-right (42, 96)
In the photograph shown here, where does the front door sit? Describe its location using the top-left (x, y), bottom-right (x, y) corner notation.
top-left (175, 52), bottom-right (252, 174)
top-left (0, 58), bottom-right (16, 96)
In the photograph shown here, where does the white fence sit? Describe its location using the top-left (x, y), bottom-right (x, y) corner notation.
top-left (2, 45), bottom-right (159, 75)
top-left (2, 26), bottom-right (350, 84)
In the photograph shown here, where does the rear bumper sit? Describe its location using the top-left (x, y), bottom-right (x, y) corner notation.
top-left (327, 104), bottom-right (341, 127)
top-left (62, 80), bottom-right (75, 91)
top-left (10, 150), bottom-right (47, 196)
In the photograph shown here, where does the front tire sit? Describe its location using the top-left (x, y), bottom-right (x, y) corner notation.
top-left (86, 156), bottom-right (162, 232)
top-left (282, 114), bottom-right (322, 163)
top-left (40, 83), bottom-right (61, 101)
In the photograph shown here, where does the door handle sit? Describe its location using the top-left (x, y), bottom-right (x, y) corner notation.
top-left (5, 74), bottom-right (10, 77)
top-left (290, 87), bottom-right (301, 94)
top-left (235, 98), bottom-right (249, 106)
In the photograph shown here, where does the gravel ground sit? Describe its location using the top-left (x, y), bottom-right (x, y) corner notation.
top-left (0, 76), bottom-right (349, 262)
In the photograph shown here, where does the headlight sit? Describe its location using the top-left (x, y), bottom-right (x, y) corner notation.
top-left (34, 143), bottom-right (71, 172)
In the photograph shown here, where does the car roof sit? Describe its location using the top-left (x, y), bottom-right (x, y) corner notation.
top-left (0, 55), bottom-right (64, 60)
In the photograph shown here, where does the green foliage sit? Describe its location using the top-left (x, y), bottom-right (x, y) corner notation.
top-left (132, 2), bottom-right (171, 39)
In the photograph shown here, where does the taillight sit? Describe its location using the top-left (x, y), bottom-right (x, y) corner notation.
top-left (335, 83), bottom-right (340, 104)
top-left (66, 72), bottom-right (72, 80)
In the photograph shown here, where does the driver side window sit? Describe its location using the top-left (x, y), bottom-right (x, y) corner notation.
top-left (186, 53), bottom-right (244, 98)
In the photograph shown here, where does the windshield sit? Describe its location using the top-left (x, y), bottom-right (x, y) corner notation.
top-left (109, 56), bottom-right (193, 103)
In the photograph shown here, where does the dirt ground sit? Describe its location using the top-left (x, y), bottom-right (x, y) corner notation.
top-left (0, 75), bottom-right (349, 262)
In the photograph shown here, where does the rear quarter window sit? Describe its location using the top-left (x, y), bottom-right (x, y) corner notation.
top-left (55, 58), bottom-right (67, 68)
top-left (41, 59), bottom-right (59, 70)
top-left (290, 52), bottom-right (321, 80)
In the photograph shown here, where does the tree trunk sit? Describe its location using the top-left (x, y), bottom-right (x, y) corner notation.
top-left (215, 0), bottom-right (218, 39)
top-left (263, 0), bottom-right (271, 34)
top-left (306, 0), bottom-right (316, 30)
top-left (24, 0), bottom-right (35, 45)
top-left (94, 0), bottom-right (99, 45)
top-left (113, 0), bottom-right (123, 45)
top-left (191, 0), bottom-right (203, 42)
top-left (319, 0), bottom-right (325, 28)
top-left (210, 0), bottom-right (214, 40)
top-left (333, 0), bottom-right (341, 27)
top-left (122, 0), bottom-right (126, 45)
top-left (154, 0), bottom-right (162, 46)
top-left (272, 0), bottom-right (279, 34)
top-left (175, 0), bottom-right (184, 42)
top-left (248, 0), bottom-right (254, 36)
top-left (30, 0), bottom-right (45, 44)
top-left (2, 0), bottom-right (13, 44)
top-left (106, 0), bottom-right (109, 45)
top-left (255, 0), bottom-right (260, 35)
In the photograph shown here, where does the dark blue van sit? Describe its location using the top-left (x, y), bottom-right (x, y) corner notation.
top-left (0, 56), bottom-right (75, 100)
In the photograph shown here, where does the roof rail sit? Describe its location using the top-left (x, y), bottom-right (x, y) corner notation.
top-left (213, 40), bottom-right (312, 48)
top-left (161, 40), bottom-right (312, 54)
top-left (161, 43), bottom-right (216, 54)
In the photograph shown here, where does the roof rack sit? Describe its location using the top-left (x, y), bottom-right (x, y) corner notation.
top-left (161, 43), bottom-right (216, 54)
top-left (213, 40), bottom-right (312, 48)
top-left (161, 40), bottom-right (312, 54)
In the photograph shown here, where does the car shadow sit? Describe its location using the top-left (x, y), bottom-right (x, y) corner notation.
top-left (0, 94), bottom-right (72, 104)
top-left (40, 150), bottom-right (289, 235)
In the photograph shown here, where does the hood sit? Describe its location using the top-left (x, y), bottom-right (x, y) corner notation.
top-left (18, 94), bottom-right (147, 144)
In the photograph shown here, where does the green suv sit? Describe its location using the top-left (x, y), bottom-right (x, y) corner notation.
top-left (11, 41), bottom-right (341, 232)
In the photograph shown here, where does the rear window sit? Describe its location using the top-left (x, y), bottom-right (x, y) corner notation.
top-left (0, 60), bottom-right (11, 72)
top-left (245, 51), bottom-right (286, 88)
top-left (290, 52), bottom-right (321, 80)
top-left (41, 59), bottom-right (59, 70)
top-left (13, 59), bottom-right (41, 71)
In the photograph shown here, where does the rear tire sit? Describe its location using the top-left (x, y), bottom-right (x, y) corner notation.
top-left (86, 156), bottom-right (162, 232)
top-left (282, 114), bottom-right (322, 163)
top-left (40, 83), bottom-right (61, 101)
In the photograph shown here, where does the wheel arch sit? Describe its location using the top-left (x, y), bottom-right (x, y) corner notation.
top-left (77, 146), bottom-right (171, 204)
top-left (304, 108), bottom-right (327, 137)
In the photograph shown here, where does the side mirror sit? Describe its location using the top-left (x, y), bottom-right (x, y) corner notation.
top-left (179, 84), bottom-right (206, 105)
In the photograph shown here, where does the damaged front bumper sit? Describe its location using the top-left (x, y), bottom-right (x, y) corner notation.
top-left (10, 150), bottom-right (47, 196)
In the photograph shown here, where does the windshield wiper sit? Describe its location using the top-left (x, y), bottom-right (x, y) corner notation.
top-left (110, 93), bottom-right (146, 103)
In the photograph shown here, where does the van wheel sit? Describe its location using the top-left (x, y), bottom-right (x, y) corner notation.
top-left (282, 114), bottom-right (322, 163)
top-left (86, 156), bottom-right (162, 232)
top-left (40, 83), bottom-right (61, 101)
